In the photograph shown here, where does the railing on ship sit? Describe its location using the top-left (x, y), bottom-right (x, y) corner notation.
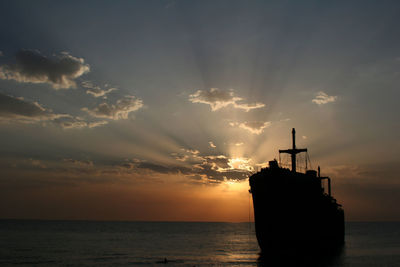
top-left (278, 152), bottom-right (312, 173)
top-left (279, 162), bottom-right (308, 173)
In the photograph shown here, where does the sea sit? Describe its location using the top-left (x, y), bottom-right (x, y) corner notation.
top-left (0, 220), bottom-right (399, 266)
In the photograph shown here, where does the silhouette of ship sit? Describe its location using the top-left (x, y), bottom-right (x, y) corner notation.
top-left (249, 128), bottom-right (344, 254)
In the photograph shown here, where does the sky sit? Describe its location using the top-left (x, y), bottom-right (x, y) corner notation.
top-left (0, 0), bottom-right (399, 222)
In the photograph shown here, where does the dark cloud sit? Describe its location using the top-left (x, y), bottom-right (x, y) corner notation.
top-left (137, 161), bottom-right (192, 174)
top-left (194, 161), bottom-right (249, 182)
top-left (192, 154), bottom-right (253, 182)
top-left (326, 162), bottom-right (400, 185)
top-left (0, 93), bottom-right (108, 129)
top-left (0, 152), bottom-right (252, 188)
top-left (0, 92), bottom-right (66, 123)
top-left (323, 162), bottom-right (400, 221)
top-left (204, 156), bottom-right (230, 170)
top-left (189, 88), bottom-right (265, 111)
top-left (82, 95), bottom-right (143, 120)
top-left (137, 159), bottom-right (249, 182)
top-left (116, 158), bottom-right (192, 175)
top-left (131, 151), bottom-right (253, 183)
top-left (0, 50), bottom-right (90, 89)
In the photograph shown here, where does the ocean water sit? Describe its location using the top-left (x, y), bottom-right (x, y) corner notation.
top-left (0, 220), bottom-right (399, 266)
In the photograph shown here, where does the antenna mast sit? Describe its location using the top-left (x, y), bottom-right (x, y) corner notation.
top-left (279, 128), bottom-right (307, 172)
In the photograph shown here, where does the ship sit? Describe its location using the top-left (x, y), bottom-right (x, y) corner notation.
top-left (249, 128), bottom-right (344, 254)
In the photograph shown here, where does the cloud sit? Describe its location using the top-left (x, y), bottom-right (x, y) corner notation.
top-left (233, 102), bottom-right (266, 112)
top-left (54, 116), bottom-right (109, 129)
top-left (172, 149), bottom-right (202, 163)
top-left (185, 149), bottom-right (199, 155)
top-left (3, 150), bottom-right (253, 186)
top-left (312, 91), bottom-right (337, 105)
top-left (63, 158), bottom-right (94, 167)
top-left (138, 161), bottom-right (192, 174)
top-left (88, 120), bottom-right (109, 128)
top-left (195, 155), bottom-right (252, 182)
top-left (149, 155), bottom-right (251, 182)
top-left (169, 150), bottom-right (254, 182)
top-left (121, 148), bottom-right (253, 183)
top-left (29, 159), bottom-right (47, 169)
top-left (117, 159), bottom-right (192, 175)
top-left (0, 49), bottom-right (90, 89)
top-left (55, 117), bottom-right (88, 129)
top-left (209, 141), bottom-right (216, 148)
top-left (0, 92), bottom-right (67, 123)
top-left (189, 88), bottom-right (265, 111)
top-left (227, 157), bottom-right (253, 171)
top-left (231, 121), bottom-right (271, 135)
top-left (0, 93), bottom-right (110, 129)
top-left (82, 95), bottom-right (143, 120)
top-left (189, 88), bottom-right (239, 111)
top-left (81, 81), bottom-right (117, 98)
top-left (204, 155), bottom-right (231, 170)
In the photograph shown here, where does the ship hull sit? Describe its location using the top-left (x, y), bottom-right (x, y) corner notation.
top-left (249, 167), bottom-right (344, 254)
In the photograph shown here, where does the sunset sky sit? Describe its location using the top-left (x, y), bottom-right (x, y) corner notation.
top-left (1, 0), bottom-right (399, 221)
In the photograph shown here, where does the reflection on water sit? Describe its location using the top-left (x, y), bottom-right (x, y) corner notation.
top-left (1, 221), bottom-right (399, 266)
top-left (257, 243), bottom-right (345, 267)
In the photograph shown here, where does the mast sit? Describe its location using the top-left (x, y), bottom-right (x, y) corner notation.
top-left (279, 128), bottom-right (307, 172)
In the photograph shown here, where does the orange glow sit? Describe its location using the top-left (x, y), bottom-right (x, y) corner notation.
top-left (0, 174), bottom-right (254, 222)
